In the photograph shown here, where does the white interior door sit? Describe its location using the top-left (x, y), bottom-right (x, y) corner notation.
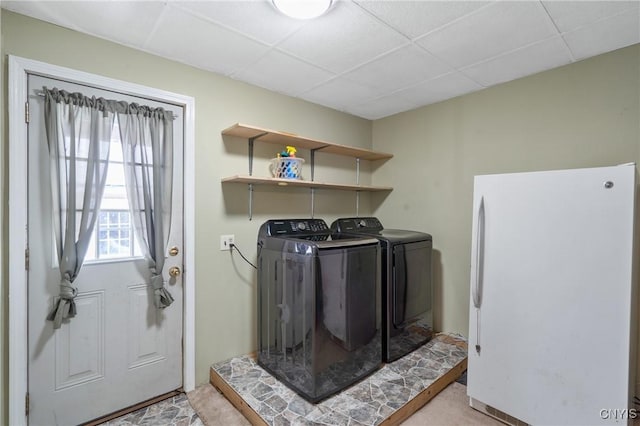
top-left (27, 74), bottom-right (185, 425)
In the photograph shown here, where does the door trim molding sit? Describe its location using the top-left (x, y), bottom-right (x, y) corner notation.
top-left (8, 55), bottom-right (197, 425)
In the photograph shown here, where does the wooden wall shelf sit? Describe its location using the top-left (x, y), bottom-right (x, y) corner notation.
top-left (222, 123), bottom-right (393, 161)
top-left (221, 123), bottom-right (393, 219)
top-left (222, 175), bottom-right (393, 192)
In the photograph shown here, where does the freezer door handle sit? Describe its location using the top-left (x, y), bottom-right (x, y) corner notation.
top-left (472, 196), bottom-right (485, 354)
top-left (473, 196), bottom-right (485, 309)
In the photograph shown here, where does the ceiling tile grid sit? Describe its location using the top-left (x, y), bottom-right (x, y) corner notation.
top-left (274, 1), bottom-right (409, 73)
top-left (561, 8), bottom-right (640, 60)
top-left (2, 0), bottom-right (639, 120)
top-left (393, 72), bottom-right (485, 107)
top-left (301, 77), bottom-right (389, 112)
top-left (341, 44), bottom-right (455, 93)
top-left (414, 1), bottom-right (560, 69)
top-left (541, 0), bottom-right (639, 33)
top-left (346, 91), bottom-right (423, 120)
top-left (146, 4), bottom-right (272, 76)
top-left (231, 49), bottom-right (335, 96)
top-left (461, 36), bottom-right (574, 87)
top-left (353, 0), bottom-right (491, 40)
top-left (172, 1), bottom-right (305, 46)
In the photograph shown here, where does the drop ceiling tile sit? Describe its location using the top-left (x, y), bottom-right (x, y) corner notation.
top-left (1, 1), bottom-right (67, 26)
top-left (4, 0), bottom-right (638, 120)
top-left (56, 1), bottom-right (166, 47)
top-left (462, 36), bottom-right (572, 87)
top-left (343, 44), bottom-right (454, 92)
top-left (346, 93), bottom-right (419, 120)
top-left (276, 1), bottom-right (408, 73)
top-left (395, 71), bottom-right (484, 106)
top-left (2, 0), bottom-right (165, 47)
top-left (174, 1), bottom-right (305, 45)
top-left (232, 50), bottom-right (335, 96)
top-left (302, 77), bottom-right (385, 110)
top-left (563, 10), bottom-right (640, 60)
top-left (354, 0), bottom-right (491, 39)
top-left (542, 1), bottom-right (639, 33)
top-left (416, 1), bottom-right (558, 69)
top-left (145, 5), bottom-right (270, 76)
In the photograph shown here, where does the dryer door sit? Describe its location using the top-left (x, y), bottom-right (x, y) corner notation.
top-left (392, 240), bottom-right (432, 327)
top-left (318, 243), bottom-right (378, 351)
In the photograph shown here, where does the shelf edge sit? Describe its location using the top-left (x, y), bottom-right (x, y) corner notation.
top-left (221, 123), bottom-right (393, 160)
top-left (221, 175), bottom-right (393, 192)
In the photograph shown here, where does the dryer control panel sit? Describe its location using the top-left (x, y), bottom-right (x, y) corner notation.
top-left (332, 217), bottom-right (383, 233)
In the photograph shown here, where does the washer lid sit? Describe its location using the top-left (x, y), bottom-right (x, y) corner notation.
top-left (367, 229), bottom-right (432, 244)
top-left (332, 218), bottom-right (432, 244)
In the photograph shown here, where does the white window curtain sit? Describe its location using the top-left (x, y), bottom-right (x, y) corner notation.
top-left (43, 88), bottom-right (175, 329)
top-left (43, 88), bottom-right (115, 329)
top-left (118, 105), bottom-right (175, 309)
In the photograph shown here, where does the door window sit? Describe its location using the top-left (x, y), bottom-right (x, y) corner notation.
top-left (85, 123), bottom-right (142, 262)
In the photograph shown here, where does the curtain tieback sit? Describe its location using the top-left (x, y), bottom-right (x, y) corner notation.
top-left (47, 277), bottom-right (78, 329)
top-left (59, 277), bottom-right (78, 299)
top-left (151, 272), bottom-right (174, 309)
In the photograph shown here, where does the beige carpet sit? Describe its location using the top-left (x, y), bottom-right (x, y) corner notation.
top-left (188, 381), bottom-right (501, 425)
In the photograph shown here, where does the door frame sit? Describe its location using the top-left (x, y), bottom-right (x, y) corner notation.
top-left (8, 55), bottom-right (196, 425)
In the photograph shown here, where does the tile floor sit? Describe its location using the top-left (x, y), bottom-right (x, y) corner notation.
top-left (211, 333), bottom-right (467, 425)
top-left (101, 393), bottom-right (203, 426)
top-left (102, 334), bottom-right (468, 426)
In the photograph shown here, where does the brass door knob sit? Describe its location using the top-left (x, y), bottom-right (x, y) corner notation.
top-left (169, 266), bottom-right (181, 277)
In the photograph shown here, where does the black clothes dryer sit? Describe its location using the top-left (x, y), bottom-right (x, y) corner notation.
top-left (257, 218), bottom-right (381, 402)
top-left (332, 217), bottom-right (433, 362)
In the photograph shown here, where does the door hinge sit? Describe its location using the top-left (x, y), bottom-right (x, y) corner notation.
top-left (25, 248), bottom-right (29, 271)
top-left (25, 101), bottom-right (30, 123)
top-left (25, 392), bottom-right (29, 416)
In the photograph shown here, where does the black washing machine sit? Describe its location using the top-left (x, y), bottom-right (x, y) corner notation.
top-left (257, 218), bottom-right (381, 402)
top-left (332, 217), bottom-right (433, 362)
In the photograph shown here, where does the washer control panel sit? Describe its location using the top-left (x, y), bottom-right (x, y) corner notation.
top-left (266, 219), bottom-right (329, 236)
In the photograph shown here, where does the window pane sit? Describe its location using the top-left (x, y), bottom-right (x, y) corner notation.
top-left (96, 209), bottom-right (133, 259)
top-left (83, 128), bottom-right (142, 263)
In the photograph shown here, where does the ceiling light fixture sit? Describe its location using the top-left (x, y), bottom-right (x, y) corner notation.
top-left (272, 0), bottom-right (333, 20)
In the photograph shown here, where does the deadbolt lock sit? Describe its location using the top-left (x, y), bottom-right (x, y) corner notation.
top-left (169, 266), bottom-right (181, 277)
top-left (169, 246), bottom-right (179, 256)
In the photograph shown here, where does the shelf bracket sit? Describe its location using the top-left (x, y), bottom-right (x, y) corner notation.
top-left (356, 158), bottom-right (361, 217)
top-left (249, 183), bottom-right (253, 221)
top-left (311, 188), bottom-right (315, 218)
top-left (247, 134), bottom-right (268, 176)
top-left (247, 133), bottom-right (266, 220)
top-left (310, 148), bottom-right (320, 218)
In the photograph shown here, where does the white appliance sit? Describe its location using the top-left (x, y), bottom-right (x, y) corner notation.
top-left (468, 164), bottom-right (638, 425)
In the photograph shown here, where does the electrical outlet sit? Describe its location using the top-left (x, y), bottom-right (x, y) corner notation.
top-left (220, 235), bottom-right (235, 251)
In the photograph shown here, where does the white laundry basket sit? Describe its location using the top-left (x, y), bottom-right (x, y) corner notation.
top-left (269, 157), bottom-right (304, 179)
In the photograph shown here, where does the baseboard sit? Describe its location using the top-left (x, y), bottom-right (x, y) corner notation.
top-left (469, 397), bottom-right (529, 426)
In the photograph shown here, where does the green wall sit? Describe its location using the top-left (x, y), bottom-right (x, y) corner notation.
top-left (372, 42), bottom-right (640, 383)
top-left (2, 7), bottom-right (640, 425)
